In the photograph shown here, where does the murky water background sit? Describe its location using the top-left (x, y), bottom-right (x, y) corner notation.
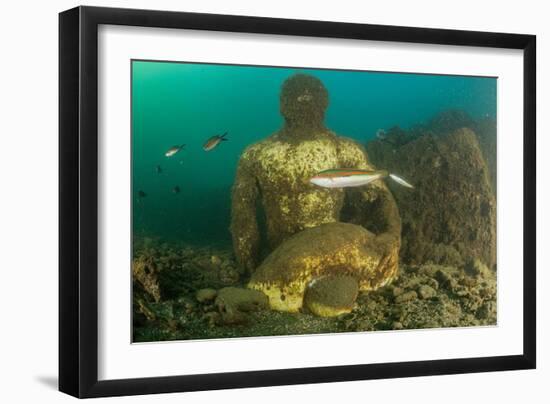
top-left (132, 60), bottom-right (496, 244)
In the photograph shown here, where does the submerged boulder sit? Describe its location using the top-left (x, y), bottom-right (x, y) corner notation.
top-left (367, 126), bottom-right (496, 269)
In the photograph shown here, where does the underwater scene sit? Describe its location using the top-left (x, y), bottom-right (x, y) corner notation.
top-left (132, 60), bottom-right (497, 342)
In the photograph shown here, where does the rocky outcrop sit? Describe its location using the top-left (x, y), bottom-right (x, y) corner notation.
top-left (367, 126), bottom-right (496, 269)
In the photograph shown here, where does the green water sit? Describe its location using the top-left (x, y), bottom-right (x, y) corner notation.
top-left (131, 60), bottom-right (496, 244)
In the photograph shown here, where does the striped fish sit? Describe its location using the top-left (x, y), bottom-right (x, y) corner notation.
top-left (203, 132), bottom-right (228, 151)
top-left (310, 168), bottom-right (413, 189)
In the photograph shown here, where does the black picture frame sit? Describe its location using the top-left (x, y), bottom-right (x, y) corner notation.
top-left (59, 5), bottom-right (536, 398)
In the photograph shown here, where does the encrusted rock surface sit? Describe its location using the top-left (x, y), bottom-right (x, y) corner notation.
top-left (367, 125), bottom-right (496, 270)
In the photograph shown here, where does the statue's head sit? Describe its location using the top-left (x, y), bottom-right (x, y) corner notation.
top-left (280, 74), bottom-right (329, 127)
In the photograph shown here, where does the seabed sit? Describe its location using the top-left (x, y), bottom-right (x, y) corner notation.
top-left (133, 237), bottom-right (496, 342)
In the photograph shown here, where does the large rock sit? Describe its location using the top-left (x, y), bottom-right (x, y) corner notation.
top-left (420, 110), bottom-right (497, 195)
top-left (367, 126), bottom-right (496, 269)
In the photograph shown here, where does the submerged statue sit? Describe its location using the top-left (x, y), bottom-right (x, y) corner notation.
top-left (230, 74), bottom-right (402, 317)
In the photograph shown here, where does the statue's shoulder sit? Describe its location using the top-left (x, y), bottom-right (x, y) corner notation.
top-left (335, 135), bottom-right (371, 167)
top-left (239, 133), bottom-right (278, 163)
top-left (336, 135), bottom-right (364, 150)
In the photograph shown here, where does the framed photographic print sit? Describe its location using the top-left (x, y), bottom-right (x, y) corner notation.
top-left (59, 6), bottom-right (536, 398)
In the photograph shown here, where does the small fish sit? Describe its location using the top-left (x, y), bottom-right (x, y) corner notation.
top-left (165, 145), bottom-right (185, 157)
top-left (155, 165), bottom-right (163, 174)
top-left (203, 132), bottom-right (228, 151)
top-left (137, 190), bottom-right (147, 204)
top-left (310, 168), bottom-right (414, 189)
top-left (376, 129), bottom-right (401, 149)
top-left (389, 173), bottom-right (414, 189)
top-left (172, 186), bottom-right (181, 194)
top-left (376, 129), bottom-right (387, 140)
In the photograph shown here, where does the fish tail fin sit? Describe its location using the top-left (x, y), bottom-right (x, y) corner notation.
top-left (389, 173), bottom-right (414, 189)
top-left (221, 132), bottom-right (228, 140)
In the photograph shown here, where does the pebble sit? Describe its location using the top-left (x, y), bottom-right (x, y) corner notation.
top-left (395, 290), bottom-right (418, 303)
top-left (203, 311), bottom-right (221, 327)
top-left (476, 301), bottom-right (495, 319)
top-left (210, 255), bottom-right (222, 266)
top-left (466, 258), bottom-right (489, 277)
top-left (460, 276), bottom-right (477, 287)
top-left (196, 288), bottom-right (218, 303)
top-left (220, 268), bottom-right (240, 285)
top-left (393, 321), bottom-right (404, 330)
top-left (392, 286), bottom-right (404, 297)
top-left (418, 284), bottom-right (437, 300)
top-left (435, 269), bottom-right (458, 291)
top-left (456, 289), bottom-right (469, 297)
top-left (427, 278), bottom-right (439, 290)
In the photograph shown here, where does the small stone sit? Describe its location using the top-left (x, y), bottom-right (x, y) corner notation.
top-left (196, 288), bottom-right (217, 303)
top-left (435, 269), bottom-right (458, 291)
top-left (215, 287), bottom-right (268, 325)
top-left (203, 311), bottom-right (221, 327)
top-left (392, 286), bottom-right (404, 297)
top-left (393, 321), bottom-right (403, 330)
top-left (460, 276), bottom-right (477, 287)
top-left (395, 290), bottom-right (418, 303)
top-left (210, 255), bottom-right (222, 266)
top-left (220, 268), bottom-right (240, 285)
top-left (476, 301), bottom-right (496, 320)
top-left (418, 284), bottom-right (437, 300)
top-left (456, 289), bottom-right (469, 297)
top-left (427, 278), bottom-right (439, 290)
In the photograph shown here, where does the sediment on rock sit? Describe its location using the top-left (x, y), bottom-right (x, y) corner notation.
top-left (366, 120), bottom-right (496, 270)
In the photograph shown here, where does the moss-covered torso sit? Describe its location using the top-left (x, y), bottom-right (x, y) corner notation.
top-left (238, 129), bottom-right (381, 249)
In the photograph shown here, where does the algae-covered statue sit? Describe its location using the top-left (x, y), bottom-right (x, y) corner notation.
top-left (230, 73), bottom-right (402, 317)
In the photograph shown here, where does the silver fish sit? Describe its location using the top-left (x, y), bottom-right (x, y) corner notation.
top-left (165, 145), bottom-right (185, 157)
top-left (376, 129), bottom-right (387, 140)
top-left (389, 173), bottom-right (414, 189)
top-left (310, 168), bottom-right (414, 189)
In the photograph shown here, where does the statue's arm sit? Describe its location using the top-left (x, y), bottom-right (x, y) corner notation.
top-left (230, 154), bottom-right (261, 273)
top-left (340, 140), bottom-right (402, 245)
